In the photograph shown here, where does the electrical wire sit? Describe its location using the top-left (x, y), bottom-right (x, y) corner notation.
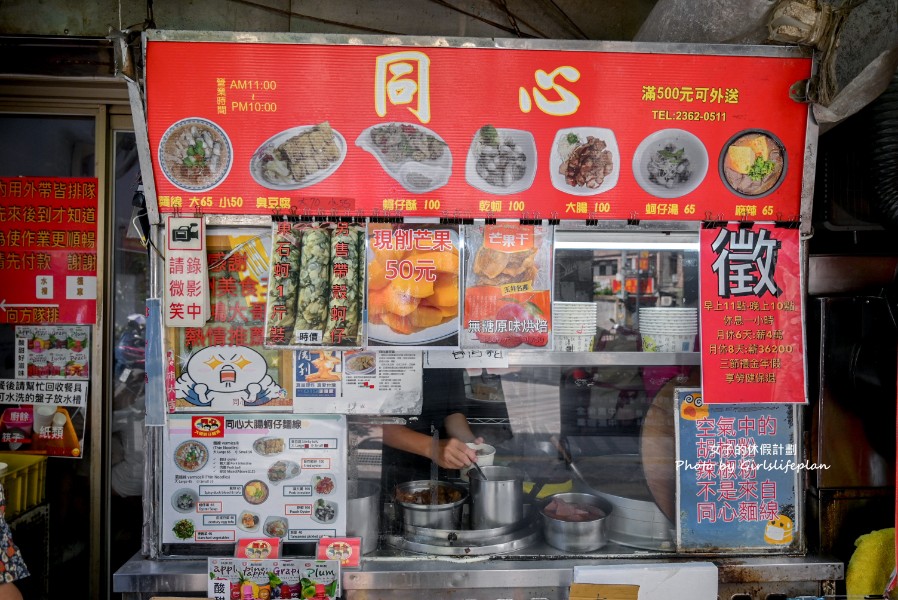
top-left (488, 0), bottom-right (551, 38)
top-left (131, 210), bottom-right (165, 261)
top-left (229, 0), bottom-right (403, 35)
top-left (538, 0), bottom-right (589, 39)
top-left (497, 0), bottom-right (522, 37)
top-left (426, 0), bottom-right (540, 37)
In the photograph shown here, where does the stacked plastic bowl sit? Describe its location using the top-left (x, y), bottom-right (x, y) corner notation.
top-left (638, 307), bottom-right (698, 352)
top-left (553, 302), bottom-right (597, 351)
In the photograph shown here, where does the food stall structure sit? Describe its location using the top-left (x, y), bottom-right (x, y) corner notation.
top-left (113, 31), bottom-right (843, 599)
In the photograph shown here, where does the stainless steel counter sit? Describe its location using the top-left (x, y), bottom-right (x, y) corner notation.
top-left (114, 553), bottom-right (843, 600)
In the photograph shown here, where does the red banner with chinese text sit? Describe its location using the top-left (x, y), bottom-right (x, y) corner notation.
top-left (145, 40), bottom-right (811, 221)
top-left (0, 177), bottom-right (98, 324)
top-left (699, 225), bottom-right (805, 404)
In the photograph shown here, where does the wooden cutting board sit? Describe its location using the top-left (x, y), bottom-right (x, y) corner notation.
top-left (639, 368), bottom-right (700, 522)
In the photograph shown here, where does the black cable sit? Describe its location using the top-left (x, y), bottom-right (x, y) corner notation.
top-left (229, 0), bottom-right (403, 35)
top-left (539, 0), bottom-right (589, 39)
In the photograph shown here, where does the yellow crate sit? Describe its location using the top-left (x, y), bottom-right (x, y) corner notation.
top-left (0, 453), bottom-right (47, 520)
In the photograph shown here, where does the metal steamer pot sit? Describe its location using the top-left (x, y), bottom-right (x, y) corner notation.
top-left (539, 492), bottom-right (612, 552)
top-left (468, 465), bottom-right (524, 529)
top-left (574, 454), bottom-right (675, 550)
top-left (394, 480), bottom-right (468, 530)
top-left (346, 480), bottom-right (381, 555)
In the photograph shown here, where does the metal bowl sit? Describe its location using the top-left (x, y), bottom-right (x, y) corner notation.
top-left (394, 480), bottom-right (468, 530)
top-left (539, 492), bottom-right (612, 552)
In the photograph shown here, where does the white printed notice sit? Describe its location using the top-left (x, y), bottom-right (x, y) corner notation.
top-left (293, 350), bottom-right (423, 415)
top-left (424, 349), bottom-right (509, 369)
top-left (163, 413), bottom-right (347, 546)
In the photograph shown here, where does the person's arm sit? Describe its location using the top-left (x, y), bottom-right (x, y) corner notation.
top-left (0, 582), bottom-right (22, 600)
top-left (382, 417), bottom-right (480, 470)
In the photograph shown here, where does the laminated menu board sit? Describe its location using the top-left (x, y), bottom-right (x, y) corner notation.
top-left (163, 413), bottom-right (346, 546)
top-left (294, 349), bottom-right (423, 415)
top-left (170, 229), bottom-right (293, 412)
top-left (674, 388), bottom-right (800, 552)
top-left (264, 220), bottom-right (365, 349)
top-left (365, 222), bottom-right (460, 349)
top-left (461, 222), bottom-right (553, 350)
top-left (208, 557), bottom-right (340, 600)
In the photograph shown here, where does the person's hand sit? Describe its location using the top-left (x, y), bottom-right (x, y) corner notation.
top-left (0, 582), bottom-right (22, 600)
top-left (434, 438), bottom-right (478, 469)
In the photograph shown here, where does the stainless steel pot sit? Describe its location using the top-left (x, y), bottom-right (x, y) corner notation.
top-left (394, 480), bottom-right (467, 530)
top-left (347, 480), bottom-right (380, 554)
top-left (539, 492), bottom-right (612, 552)
top-left (469, 465), bottom-right (524, 529)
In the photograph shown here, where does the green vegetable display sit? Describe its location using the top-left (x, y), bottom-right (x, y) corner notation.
top-left (295, 226), bottom-right (332, 334)
top-left (323, 224), bottom-right (363, 345)
top-left (748, 156), bottom-right (775, 182)
top-left (264, 221), bottom-right (301, 344)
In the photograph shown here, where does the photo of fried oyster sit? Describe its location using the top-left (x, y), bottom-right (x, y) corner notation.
top-left (472, 246), bottom-right (539, 285)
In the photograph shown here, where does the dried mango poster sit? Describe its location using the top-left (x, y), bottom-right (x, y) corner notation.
top-left (366, 222), bottom-right (460, 349)
top-left (144, 36), bottom-right (811, 222)
top-left (462, 223), bottom-right (552, 350)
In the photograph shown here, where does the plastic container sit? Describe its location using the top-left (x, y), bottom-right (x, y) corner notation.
top-left (0, 453), bottom-right (47, 519)
top-left (556, 334), bottom-right (595, 352)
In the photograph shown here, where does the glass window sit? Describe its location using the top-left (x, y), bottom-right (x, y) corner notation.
top-left (0, 113), bottom-right (96, 598)
top-left (108, 130), bottom-right (147, 575)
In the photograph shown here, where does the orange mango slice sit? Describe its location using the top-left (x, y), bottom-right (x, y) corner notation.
top-left (410, 305), bottom-right (444, 328)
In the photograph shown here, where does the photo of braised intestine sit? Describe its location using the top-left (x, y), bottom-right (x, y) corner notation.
top-left (557, 133), bottom-right (613, 190)
top-left (472, 245), bottom-right (539, 286)
top-left (305, 350), bottom-right (341, 382)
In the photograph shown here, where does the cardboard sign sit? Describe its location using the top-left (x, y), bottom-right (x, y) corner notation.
top-left (316, 536), bottom-right (361, 568)
top-left (569, 583), bottom-right (639, 600)
top-left (675, 388), bottom-right (800, 552)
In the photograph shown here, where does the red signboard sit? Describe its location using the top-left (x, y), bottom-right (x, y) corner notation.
top-left (699, 225), bottom-right (805, 403)
top-left (145, 40), bottom-right (810, 221)
top-left (0, 177), bottom-right (98, 324)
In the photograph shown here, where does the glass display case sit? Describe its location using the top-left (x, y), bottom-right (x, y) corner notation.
top-left (350, 223), bottom-right (746, 559)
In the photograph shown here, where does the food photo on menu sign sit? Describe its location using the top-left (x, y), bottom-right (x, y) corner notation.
top-left (366, 222), bottom-right (460, 349)
top-left (162, 413), bottom-right (347, 547)
top-left (145, 41), bottom-right (810, 221)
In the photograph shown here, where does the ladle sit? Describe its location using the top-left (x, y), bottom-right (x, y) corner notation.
top-left (469, 460), bottom-right (488, 480)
